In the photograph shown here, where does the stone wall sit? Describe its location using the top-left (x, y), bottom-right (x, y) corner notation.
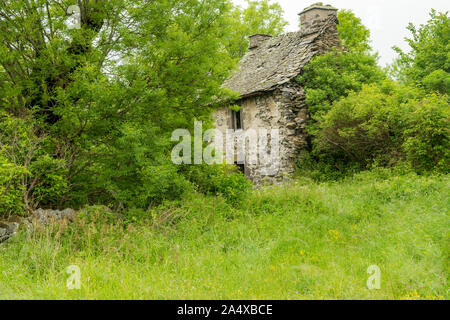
top-left (0, 209), bottom-right (77, 243)
top-left (213, 79), bottom-right (308, 186)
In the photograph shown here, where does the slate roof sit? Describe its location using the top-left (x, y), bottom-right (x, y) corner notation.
top-left (223, 17), bottom-right (336, 98)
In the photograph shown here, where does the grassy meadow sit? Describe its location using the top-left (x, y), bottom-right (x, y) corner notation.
top-left (0, 170), bottom-right (448, 300)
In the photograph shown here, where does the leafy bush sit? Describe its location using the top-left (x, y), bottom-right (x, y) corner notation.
top-left (29, 156), bottom-right (69, 208)
top-left (0, 115), bottom-right (69, 213)
top-left (1, 0), bottom-right (251, 213)
top-left (297, 9), bottom-right (386, 122)
top-left (71, 122), bottom-right (194, 211)
top-left (422, 70), bottom-right (450, 94)
top-left (312, 81), bottom-right (449, 174)
top-left (297, 50), bottom-right (386, 119)
top-left (295, 151), bottom-right (361, 182)
top-left (138, 164), bottom-right (191, 207)
top-left (295, 10), bottom-right (387, 180)
top-left (403, 95), bottom-right (450, 173)
top-left (212, 166), bottom-right (252, 205)
top-left (182, 164), bottom-right (252, 205)
top-left (0, 156), bottom-right (27, 216)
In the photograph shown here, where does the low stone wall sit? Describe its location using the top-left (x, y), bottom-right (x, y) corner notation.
top-left (0, 209), bottom-right (77, 243)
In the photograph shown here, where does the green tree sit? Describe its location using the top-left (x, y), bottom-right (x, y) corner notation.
top-left (298, 52), bottom-right (386, 118)
top-left (337, 9), bottom-right (372, 53)
top-left (298, 10), bottom-right (385, 121)
top-left (0, 0), bottom-right (244, 211)
top-left (393, 10), bottom-right (450, 94)
top-left (225, 0), bottom-right (287, 59)
top-left (296, 10), bottom-right (386, 179)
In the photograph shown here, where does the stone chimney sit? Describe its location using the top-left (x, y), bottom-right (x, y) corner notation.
top-left (299, 2), bottom-right (338, 35)
top-left (249, 34), bottom-right (273, 50)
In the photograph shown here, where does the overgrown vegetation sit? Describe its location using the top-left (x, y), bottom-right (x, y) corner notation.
top-left (0, 1), bottom-right (448, 301)
top-left (0, 171), bottom-right (447, 299)
top-left (392, 10), bottom-right (450, 94)
top-left (297, 9), bottom-right (449, 181)
top-left (0, 0), bottom-right (285, 216)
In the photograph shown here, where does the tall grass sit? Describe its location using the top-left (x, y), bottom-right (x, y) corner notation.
top-left (0, 170), bottom-right (448, 300)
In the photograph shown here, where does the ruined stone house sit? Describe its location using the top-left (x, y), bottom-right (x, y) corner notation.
top-left (214, 3), bottom-right (341, 185)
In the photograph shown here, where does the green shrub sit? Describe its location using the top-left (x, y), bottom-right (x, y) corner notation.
top-left (297, 50), bottom-right (386, 119)
top-left (0, 115), bottom-right (70, 212)
top-left (311, 81), bottom-right (449, 174)
top-left (295, 151), bottom-right (361, 182)
top-left (422, 70), bottom-right (450, 94)
top-left (138, 164), bottom-right (192, 207)
top-left (182, 164), bottom-right (252, 205)
top-left (212, 166), bottom-right (252, 205)
top-left (403, 94), bottom-right (450, 173)
top-left (297, 9), bottom-right (386, 121)
top-left (0, 156), bottom-right (27, 216)
top-left (336, 10), bottom-right (372, 54)
top-left (29, 156), bottom-right (69, 208)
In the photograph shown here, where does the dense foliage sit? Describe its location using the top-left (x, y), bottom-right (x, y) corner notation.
top-left (0, 2), bottom-right (448, 216)
top-left (297, 9), bottom-right (449, 180)
top-left (393, 10), bottom-right (450, 94)
top-left (297, 52), bottom-right (386, 118)
top-left (314, 81), bottom-right (449, 173)
top-left (297, 10), bottom-right (385, 120)
top-left (0, 0), bottom-right (286, 215)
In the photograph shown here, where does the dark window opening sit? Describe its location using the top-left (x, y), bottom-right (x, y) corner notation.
top-left (235, 162), bottom-right (245, 174)
top-left (232, 110), bottom-right (243, 130)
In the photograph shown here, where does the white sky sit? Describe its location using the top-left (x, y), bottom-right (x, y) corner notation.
top-left (232, 0), bottom-right (449, 66)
